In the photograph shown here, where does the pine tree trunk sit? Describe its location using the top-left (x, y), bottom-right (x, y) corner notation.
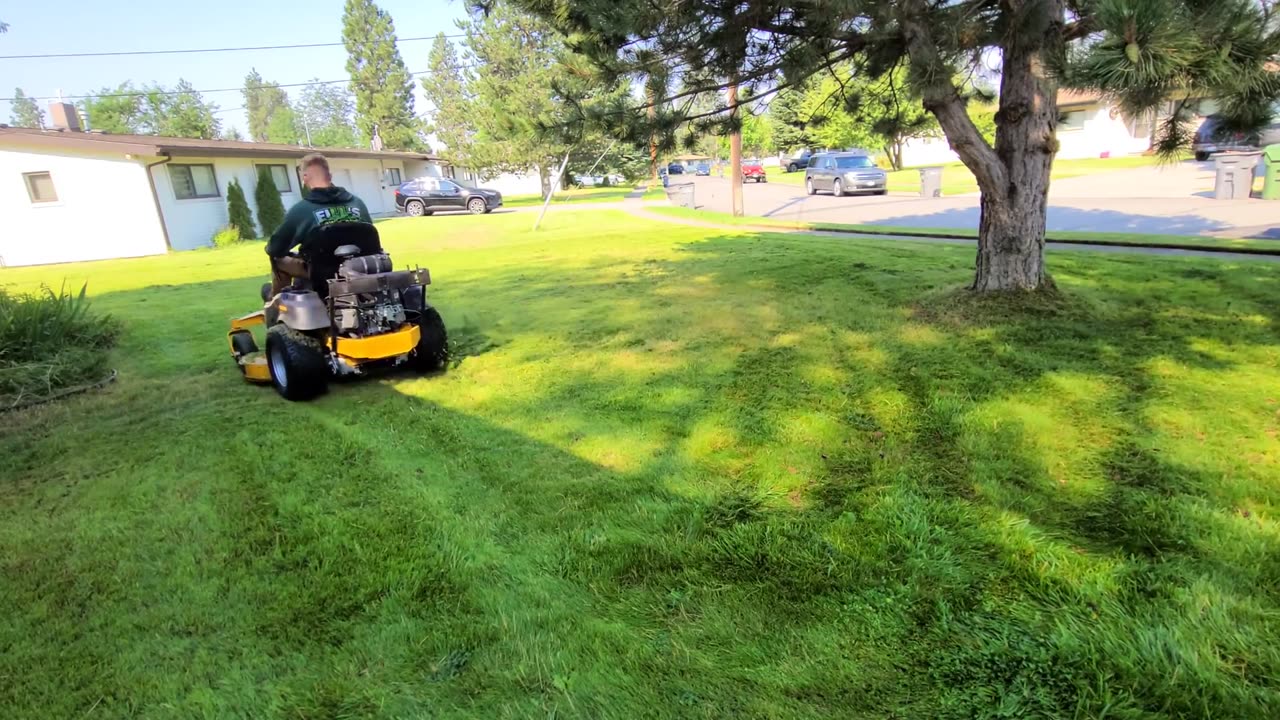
top-left (972, 185), bottom-right (1048, 291)
top-left (728, 81), bottom-right (744, 217)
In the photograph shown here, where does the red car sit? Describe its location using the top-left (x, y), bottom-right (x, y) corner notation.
top-left (741, 160), bottom-right (767, 183)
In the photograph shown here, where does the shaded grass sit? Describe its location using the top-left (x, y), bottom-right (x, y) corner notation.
top-left (2, 211), bottom-right (1279, 717)
top-left (644, 205), bottom-right (1280, 253)
top-left (769, 154), bottom-right (1189, 194)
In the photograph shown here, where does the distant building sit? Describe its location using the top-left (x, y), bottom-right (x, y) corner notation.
top-left (1, 117), bottom-right (448, 266)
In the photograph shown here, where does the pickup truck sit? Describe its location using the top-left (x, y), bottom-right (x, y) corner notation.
top-left (783, 151), bottom-right (812, 173)
top-left (742, 160), bottom-right (767, 182)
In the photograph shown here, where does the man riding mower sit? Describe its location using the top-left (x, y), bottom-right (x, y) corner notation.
top-left (228, 221), bottom-right (448, 400)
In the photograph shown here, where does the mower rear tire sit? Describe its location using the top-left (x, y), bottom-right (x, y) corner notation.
top-left (266, 325), bottom-right (329, 401)
top-left (411, 307), bottom-right (449, 372)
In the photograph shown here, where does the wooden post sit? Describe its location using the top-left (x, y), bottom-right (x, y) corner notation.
top-left (728, 81), bottom-right (744, 217)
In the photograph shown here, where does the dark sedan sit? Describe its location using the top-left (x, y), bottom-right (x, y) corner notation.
top-left (395, 177), bottom-right (503, 216)
top-left (667, 163), bottom-right (686, 175)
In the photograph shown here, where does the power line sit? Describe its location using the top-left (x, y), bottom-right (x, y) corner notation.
top-left (0, 34), bottom-right (465, 60)
top-left (0, 68), bottom-right (481, 103)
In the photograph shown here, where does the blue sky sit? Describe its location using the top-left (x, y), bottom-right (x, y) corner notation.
top-left (1, 0), bottom-right (469, 135)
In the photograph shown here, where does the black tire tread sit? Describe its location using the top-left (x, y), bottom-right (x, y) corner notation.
top-left (266, 325), bottom-right (329, 401)
top-left (412, 307), bottom-right (449, 373)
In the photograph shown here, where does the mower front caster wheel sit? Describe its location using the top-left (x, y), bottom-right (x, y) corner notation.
top-left (266, 325), bottom-right (329, 401)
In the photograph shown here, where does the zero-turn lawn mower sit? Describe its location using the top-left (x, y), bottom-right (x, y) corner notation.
top-left (227, 222), bottom-right (447, 400)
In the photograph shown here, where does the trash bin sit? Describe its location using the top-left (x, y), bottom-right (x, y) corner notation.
top-left (919, 166), bottom-right (943, 198)
top-left (1263, 145), bottom-right (1280, 200)
top-left (669, 182), bottom-right (696, 209)
top-left (1214, 153), bottom-right (1261, 200)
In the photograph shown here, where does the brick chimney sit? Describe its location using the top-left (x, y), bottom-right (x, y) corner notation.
top-left (47, 102), bottom-right (81, 132)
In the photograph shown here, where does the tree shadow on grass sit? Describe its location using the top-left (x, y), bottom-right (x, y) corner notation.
top-left (5, 231), bottom-right (1280, 718)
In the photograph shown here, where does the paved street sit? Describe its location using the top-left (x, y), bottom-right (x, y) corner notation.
top-left (673, 161), bottom-right (1280, 239)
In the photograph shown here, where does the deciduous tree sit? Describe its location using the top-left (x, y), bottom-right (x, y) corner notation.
top-left (297, 82), bottom-right (359, 148)
top-left (9, 88), bottom-right (44, 128)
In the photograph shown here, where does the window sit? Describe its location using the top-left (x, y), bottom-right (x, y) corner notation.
top-left (1060, 110), bottom-right (1087, 131)
top-left (169, 164), bottom-right (219, 199)
top-left (439, 179), bottom-right (462, 193)
top-left (256, 164), bottom-right (292, 193)
top-left (23, 172), bottom-right (57, 203)
top-left (807, 155), bottom-right (821, 168)
top-left (418, 178), bottom-right (440, 192)
top-left (835, 156), bottom-right (876, 169)
top-left (385, 167), bottom-right (402, 185)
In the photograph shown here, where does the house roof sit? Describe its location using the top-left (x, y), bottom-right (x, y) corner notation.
top-left (1057, 89), bottom-right (1105, 108)
top-left (0, 127), bottom-right (443, 162)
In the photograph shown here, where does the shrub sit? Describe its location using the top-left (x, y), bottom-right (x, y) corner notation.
top-left (254, 166), bottom-right (287, 236)
top-left (226, 178), bottom-right (256, 240)
top-left (0, 284), bottom-right (119, 407)
top-left (211, 226), bottom-right (242, 248)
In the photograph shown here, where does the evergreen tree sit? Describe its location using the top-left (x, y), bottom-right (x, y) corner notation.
top-left (254, 166), bottom-right (287, 236)
top-left (79, 84), bottom-right (143, 134)
top-left (243, 70), bottom-right (293, 142)
top-left (297, 81), bottom-right (359, 148)
top-left (421, 33), bottom-right (476, 164)
top-left (9, 88), bottom-right (44, 128)
top-left (342, 0), bottom-right (420, 150)
top-left (225, 178), bottom-right (256, 240)
top-left (768, 84), bottom-right (818, 154)
top-left (509, 0), bottom-right (1280, 292)
top-left (222, 126), bottom-right (245, 141)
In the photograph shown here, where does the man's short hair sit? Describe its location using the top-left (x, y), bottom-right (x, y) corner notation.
top-left (300, 153), bottom-right (331, 177)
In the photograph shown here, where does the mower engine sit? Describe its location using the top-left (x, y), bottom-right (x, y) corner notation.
top-left (332, 253), bottom-right (407, 337)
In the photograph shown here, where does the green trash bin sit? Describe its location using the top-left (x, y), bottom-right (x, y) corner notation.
top-left (1265, 145), bottom-right (1280, 200)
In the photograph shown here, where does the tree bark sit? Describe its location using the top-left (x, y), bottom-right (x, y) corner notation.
top-left (899, 0), bottom-right (1063, 292)
top-left (728, 80), bottom-right (744, 217)
top-left (647, 87), bottom-right (659, 184)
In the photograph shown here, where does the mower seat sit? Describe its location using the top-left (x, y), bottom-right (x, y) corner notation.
top-left (302, 223), bottom-right (383, 299)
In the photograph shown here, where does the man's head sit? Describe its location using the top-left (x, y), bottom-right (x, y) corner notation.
top-left (300, 153), bottom-right (332, 189)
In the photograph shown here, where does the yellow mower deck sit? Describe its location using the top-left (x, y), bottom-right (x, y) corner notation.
top-left (229, 310), bottom-right (422, 384)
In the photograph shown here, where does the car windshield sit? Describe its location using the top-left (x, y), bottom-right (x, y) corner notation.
top-left (835, 156), bottom-right (876, 169)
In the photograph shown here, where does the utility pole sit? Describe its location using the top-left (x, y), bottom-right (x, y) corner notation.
top-left (727, 80), bottom-right (744, 217)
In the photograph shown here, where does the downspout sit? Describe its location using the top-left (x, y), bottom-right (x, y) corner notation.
top-left (144, 155), bottom-right (174, 251)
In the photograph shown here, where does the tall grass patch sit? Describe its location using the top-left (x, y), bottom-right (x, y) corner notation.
top-left (0, 283), bottom-right (118, 408)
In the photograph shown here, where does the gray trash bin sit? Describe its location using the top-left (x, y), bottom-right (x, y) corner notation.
top-left (1214, 153), bottom-right (1261, 200)
top-left (669, 182), bottom-right (696, 208)
top-left (919, 166), bottom-right (943, 198)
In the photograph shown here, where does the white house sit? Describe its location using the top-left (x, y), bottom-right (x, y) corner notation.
top-left (0, 125), bottom-right (449, 267)
top-left (898, 90), bottom-right (1216, 167)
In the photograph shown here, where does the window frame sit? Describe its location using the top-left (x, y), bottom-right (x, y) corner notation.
top-left (1060, 109), bottom-right (1087, 132)
top-left (23, 171), bottom-right (58, 204)
top-left (255, 163), bottom-right (292, 193)
top-left (169, 163), bottom-right (221, 200)
top-left (386, 167), bottom-right (403, 185)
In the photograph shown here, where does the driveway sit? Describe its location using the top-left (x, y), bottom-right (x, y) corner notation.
top-left (676, 161), bottom-right (1280, 239)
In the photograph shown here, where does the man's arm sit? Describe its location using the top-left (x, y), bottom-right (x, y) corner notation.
top-left (264, 205), bottom-right (302, 257)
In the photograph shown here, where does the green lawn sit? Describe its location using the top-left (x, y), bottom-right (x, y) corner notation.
top-left (3, 211), bottom-right (1279, 717)
top-left (643, 205), bottom-right (1280, 253)
top-left (503, 185), bottom-right (640, 207)
top-left (770, 154), bottom-right (1183, 195)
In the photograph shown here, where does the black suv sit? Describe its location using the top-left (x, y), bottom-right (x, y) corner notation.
top-left (784, 150), bottom-right (813, 173)
top-left (395, 177), bottom-right (503, 216)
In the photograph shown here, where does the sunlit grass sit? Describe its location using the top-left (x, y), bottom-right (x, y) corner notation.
top-left (2, 210), bottom-right (1278, 717)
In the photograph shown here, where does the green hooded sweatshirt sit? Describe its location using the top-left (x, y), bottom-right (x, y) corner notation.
top-left (265, 185), bottom-right (372, 258)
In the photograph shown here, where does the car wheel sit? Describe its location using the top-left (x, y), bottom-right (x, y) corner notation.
top-left (1195, 151), bottom-right (1210, 162)
top-left (832, 179), bottom-right (845, 198)
top-left (266, 325), bottom-right (329, 401)
top-left (406, 199), bottom-right (426, 217)
top-left (788, 163), bottom-right (799, 173)
top-left (806, 178), bottom-right (816, 196)
top-left (467, 198), bottom-right (487, 214)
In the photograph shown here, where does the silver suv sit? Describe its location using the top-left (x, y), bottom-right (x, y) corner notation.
top-left (804, 152), bottom-right (888, 197)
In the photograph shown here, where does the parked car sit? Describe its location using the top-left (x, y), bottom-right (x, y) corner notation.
top-left (1193, 114), bottom-right (1280, 161)
top-left (804, 152), bottom-right (887, 197)
top-left (396, 177), bottom-right (503, 216)
top-left (741, 159), bottom-right (767, 183)
top-left (783, 150), bottom-right (813, 173)
top-left (667, 163), bottom-right (686, 175)
top-left (695, 162), bottom-right (711, 176)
